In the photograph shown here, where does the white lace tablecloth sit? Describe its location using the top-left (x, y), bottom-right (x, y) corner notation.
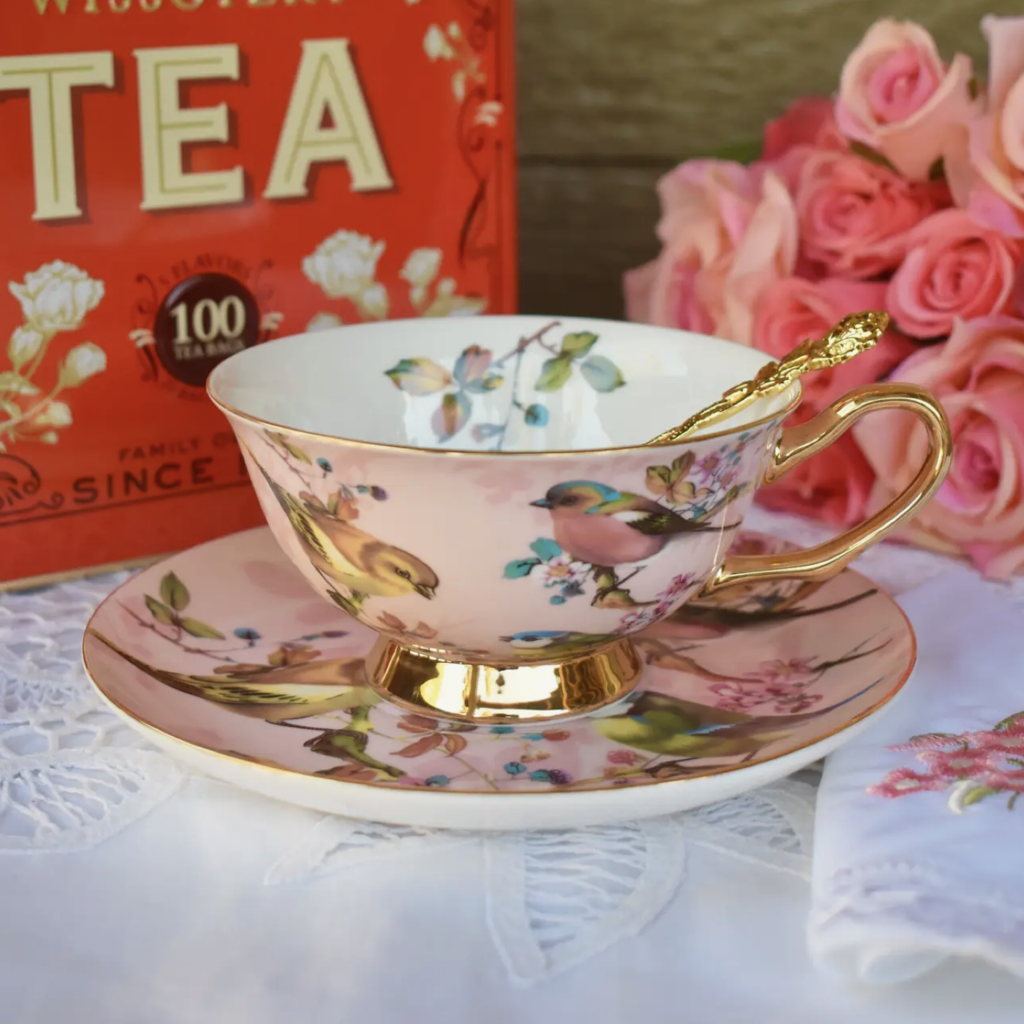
top-left (2, 507), bottom-right (1022, 1024)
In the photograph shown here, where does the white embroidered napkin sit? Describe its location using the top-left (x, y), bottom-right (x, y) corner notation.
top-left (809, 567), bottom-right (1024, 983)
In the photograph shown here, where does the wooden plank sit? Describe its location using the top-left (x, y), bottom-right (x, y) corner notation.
top-left (517, 0), bottom-right (1014, 159)
top-left (518, 162), bottom-right (668, 318)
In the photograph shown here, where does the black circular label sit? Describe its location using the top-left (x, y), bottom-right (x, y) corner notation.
top-left (152, 273), bottom-right (260, 387)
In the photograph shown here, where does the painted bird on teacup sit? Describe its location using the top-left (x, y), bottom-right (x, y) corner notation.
top-left (519, 477), bottom-right (743, 612)
top-left (507, 439), bottom-right (757, 610)
top-left (246, 441), bottom-right (439, 623)
top-left (500, 629), bottom-right (622, 661)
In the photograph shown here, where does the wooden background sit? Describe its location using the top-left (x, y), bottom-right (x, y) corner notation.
top-left (515, 0), bottom-right (1020, 319)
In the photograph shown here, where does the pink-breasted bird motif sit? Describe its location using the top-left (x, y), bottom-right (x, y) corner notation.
top-left (530, 480), bottom-right (736, 567)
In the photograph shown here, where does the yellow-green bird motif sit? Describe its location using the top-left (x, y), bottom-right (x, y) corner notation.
top-left (305, 706), bottom-right (405, 779)
top-left (88, 630), bottom-right (377, 725)
top-left (594, 685), bottom-right (878, 761)
top-left (249, 452), bottom-right (439, 604)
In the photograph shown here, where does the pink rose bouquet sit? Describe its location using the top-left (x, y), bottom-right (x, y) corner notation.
top-left (625, 15), bottom-right (1024, 578)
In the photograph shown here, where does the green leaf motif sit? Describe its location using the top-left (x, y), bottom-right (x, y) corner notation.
top-left (523, 403), bottom-right (549, 426)
top-left (283, 440), bottom-right (313, 464)
top-left (0, 371), bottom-right (40, 396)
top-left (710, 137), bottom-right (763, 165)
top-left (559, 331), bottom-right (599, 358)
top-left (534, 356), bottom-right (573, 393)
top-left (453, 345), bottom-right (493, 387)
top-left (995, 711), bottom-right (1024, 732)
top-left (471, 423), bottom-right (505, 442)
top-left (962, 785), bottom-right (998, 808)
top-left (529, 537), bottom-right (562, 561)
top-left (385, 357), bottom-right (453, 396)
top-left (849, 139), bottom-right (899, 172)
top-left (432, 391), bottom-right (471, 442)
top-left (160, 571), bottom-right (190, 611)
top-left (504, 558), bottom-right (541, 579)
top-left (267, 431), bottom-right (312, 464)
top-left (464, 373), bottom-right (503, 394)
top-left (646, 465), bottom-right (673, 490)
top-left (144, 594), bottom-right (176, 625)
top-left (580, 355), bottom-right (625, 393)
top-left (178, 617), bottom-right (226, 640)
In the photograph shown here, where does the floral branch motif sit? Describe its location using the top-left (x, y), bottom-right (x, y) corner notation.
top-left (423, 21), bottom-right (486, 101)
top-left (868, 711), bottom-right (1024, 813)
top-left (640, 635), bottom-right (891, 714)
top-left (303, 233), bottom-right (486, 330)
top-left (123, 569), bottom-right (348, 667)
top-left (1, 260), bottom-right (107, 451)
top-left (384, 322), bottom-right (625, 446)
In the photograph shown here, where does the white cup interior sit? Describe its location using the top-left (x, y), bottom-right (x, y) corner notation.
top-left (208, 315), bottom-right (798, 452)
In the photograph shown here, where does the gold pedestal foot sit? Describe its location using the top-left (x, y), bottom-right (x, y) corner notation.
top-left (366, 636), bottom-right (643, 722)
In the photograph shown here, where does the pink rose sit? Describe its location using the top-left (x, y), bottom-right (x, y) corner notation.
top-left (764, 97), bottom-right (843, 162)
top-left (855, 316), bottom-right (1024, 578)
top-left (754, 276), bottom-right (917, 411)
top-left (836, 19), bottom-right (975, 181)
top-left (757, 431), bottom-right (877, 528)
top-left (763, 98), bottom-right (846, 192)
top-left (946, 17), bottom-right (1024, 238)
top-left (751, 276), bottom-right (916, 526)
top-left (796, 150), bottom-right (950, 278)
top-left (623, 159), bottom-right (798, 344)
top-left (887, 209), bottom-right (1019, 338)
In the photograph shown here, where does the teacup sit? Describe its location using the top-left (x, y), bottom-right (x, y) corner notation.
top-left (208, 314), bottom-right (950, 721)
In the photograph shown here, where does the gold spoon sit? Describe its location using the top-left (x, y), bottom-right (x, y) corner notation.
top-left (646, 311), bottom-right (890, 446)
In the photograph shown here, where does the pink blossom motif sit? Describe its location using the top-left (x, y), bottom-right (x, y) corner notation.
top-left (867, 767), bottom-right (951, 798)
top-left (966, 726), bottom-right (1024, 754)
top-left (696, 453), bottom-right (721, 481)
top-left (916, 747), bottom-right (1000, 779)
top-left (709, 658), bottom-right (825, 713)
top-left (746, 658), bottom-right (820, 689)
top-left (616, 573), bottom-right (698, 634)
top-left (868, 711), bottom-right (1024, 811)
top-left (982, 769), bottom-right (1024, 793)
top-left (607, 749), bottom-right (641, 766)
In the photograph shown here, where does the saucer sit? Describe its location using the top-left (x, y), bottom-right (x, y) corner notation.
top-left (82, 527), bottom-right (915, 830)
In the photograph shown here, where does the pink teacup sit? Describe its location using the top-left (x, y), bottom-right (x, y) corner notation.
top-left (208, 314), bottom-right (949, 721)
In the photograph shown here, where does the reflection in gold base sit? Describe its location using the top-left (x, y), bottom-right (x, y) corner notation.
top-left (366, 637), bottom-right (643, 722)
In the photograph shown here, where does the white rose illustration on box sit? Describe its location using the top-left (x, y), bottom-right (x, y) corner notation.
top-left (303, 232), bottom-right (487, 329)
top-left (2, 260), bottom-right (107, 451)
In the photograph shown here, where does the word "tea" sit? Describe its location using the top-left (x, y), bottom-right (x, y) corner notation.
top-left (0, 40), bottom-right (392, 220)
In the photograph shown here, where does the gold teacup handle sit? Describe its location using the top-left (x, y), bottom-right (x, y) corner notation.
top-left (699, 382), bottom-right (953, 597)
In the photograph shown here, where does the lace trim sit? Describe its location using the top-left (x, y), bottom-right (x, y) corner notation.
top-left (0, 571), bottom-right (184, 850)
top-left (262, 779), bottom-right (817, 982)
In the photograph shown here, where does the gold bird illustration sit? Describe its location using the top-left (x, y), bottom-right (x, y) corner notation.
top-left (248, 450), bottom-right (439, 605)
top-left (88, 630), bottom-right (377, 725)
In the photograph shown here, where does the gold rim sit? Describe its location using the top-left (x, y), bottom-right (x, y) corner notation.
top-left (206, 327), bottom-right (804, 457)
top-left (80, 541), bottom-right (917, 797)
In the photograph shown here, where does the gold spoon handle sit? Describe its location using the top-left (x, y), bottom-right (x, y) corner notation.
top-left (647, 311), bottom-right (891, 445)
